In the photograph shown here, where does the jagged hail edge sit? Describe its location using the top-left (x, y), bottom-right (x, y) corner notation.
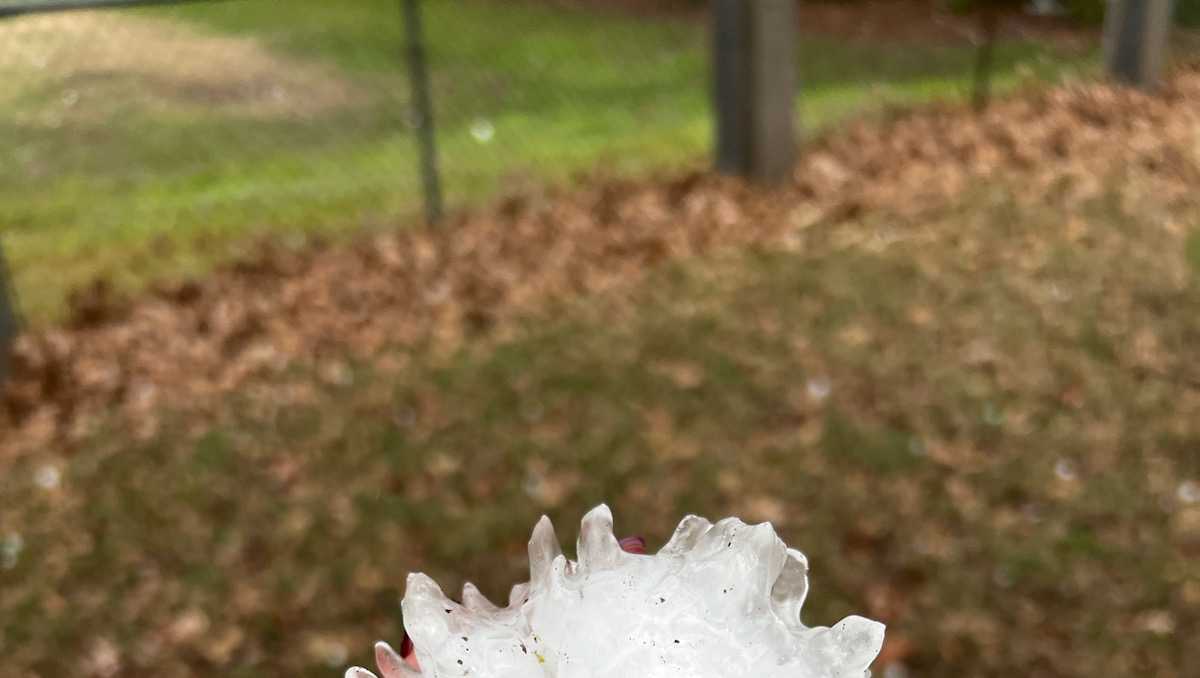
top-left (347, 504), bottom-right (885, 678)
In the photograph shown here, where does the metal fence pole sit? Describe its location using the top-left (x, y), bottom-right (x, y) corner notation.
top-left (1105, 0), bottom-right (1175, 89)
top-left (401, 0), bottom-right (444, 225)
top-left (712, 0), bottom-right (797, 183)
top-left (971, 10), bottom-right (1000, 112)
top-left (0, 240), bottom-right (20, 387)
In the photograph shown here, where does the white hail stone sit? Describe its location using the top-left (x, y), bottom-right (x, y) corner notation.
top-left (348, 505), bottom-right (885, 678)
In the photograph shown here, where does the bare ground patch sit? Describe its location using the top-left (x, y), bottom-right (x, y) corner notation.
top-left (0, 10), bottom-right (359, 121)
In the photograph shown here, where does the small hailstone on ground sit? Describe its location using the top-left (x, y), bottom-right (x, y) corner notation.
top-left (806, 377), bottom-right (832, 402)
top-left (2, 532), bottom-right (24, 571)
top-left (34, 464), bottom-right (61, 491)
top-left (470, 119), bottom-right (496, 144)
top-left (348, 505), bottom-right (885, 678)
top-left (1054, 458), bottom-right (1077, 482)
top-left (1178, 480), bottom-right (1200, 505)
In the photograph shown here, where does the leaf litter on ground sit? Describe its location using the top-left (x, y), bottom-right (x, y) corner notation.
top-left (4, 64), bottom-right (1200, 457)
top-left (2, 60), bottom-right (1200, 678)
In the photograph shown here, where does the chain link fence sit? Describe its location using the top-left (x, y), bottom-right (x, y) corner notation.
top-left (0, 0), bottom-right (719, 324)
top-left (0, 0), bottom-right (1128, 339)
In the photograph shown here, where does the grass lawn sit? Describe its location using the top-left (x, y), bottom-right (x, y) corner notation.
top-left (3, 165), bottom-right (1198, 677)
top-left (0, 0), bottom-right (1098, 321)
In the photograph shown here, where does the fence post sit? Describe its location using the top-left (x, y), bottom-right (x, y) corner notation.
top-left (1104, 0), bottom-right (1175, 89)
top-left (712, 0), bottom-right (797, 183)
top-left (0, 240), bottom-right (19, 388)
top-left (401, 0), bottom-right (444, 225)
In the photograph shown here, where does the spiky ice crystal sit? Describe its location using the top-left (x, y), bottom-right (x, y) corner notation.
top-left (348, 505), bottom-right (885, 678)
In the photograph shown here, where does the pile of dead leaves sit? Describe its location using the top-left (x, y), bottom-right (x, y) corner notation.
top-left (4, 63), bottom-right (1200, 461)
top-left (531, 0), bottom-right (1091, 44)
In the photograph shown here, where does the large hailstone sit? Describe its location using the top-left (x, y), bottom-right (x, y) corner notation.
top-left (348, 505), bottom-right (885, 678)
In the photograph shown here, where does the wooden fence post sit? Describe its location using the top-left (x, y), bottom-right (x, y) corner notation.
top-left (713, 0), bottom-right (797, 183)
top-left (1105, 0), bottom-right (1175, 89)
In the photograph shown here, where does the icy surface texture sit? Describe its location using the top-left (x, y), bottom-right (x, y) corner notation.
top-left (348, 505), bottom-right (885, 678)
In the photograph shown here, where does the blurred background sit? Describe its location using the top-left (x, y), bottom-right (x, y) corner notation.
top-left (0, 0), bottom-right (1198, 676)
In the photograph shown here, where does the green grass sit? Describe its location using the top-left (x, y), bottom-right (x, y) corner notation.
top-left (0, 0), bottom-right (1098, 320)
top-left (3, 173), bottom-right (1197, 677)
top-left (1187, 229), bottom-right (1200, 276)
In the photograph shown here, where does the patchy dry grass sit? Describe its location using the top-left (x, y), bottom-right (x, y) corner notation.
top-left (0, 11), bottom-right (358, 120)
